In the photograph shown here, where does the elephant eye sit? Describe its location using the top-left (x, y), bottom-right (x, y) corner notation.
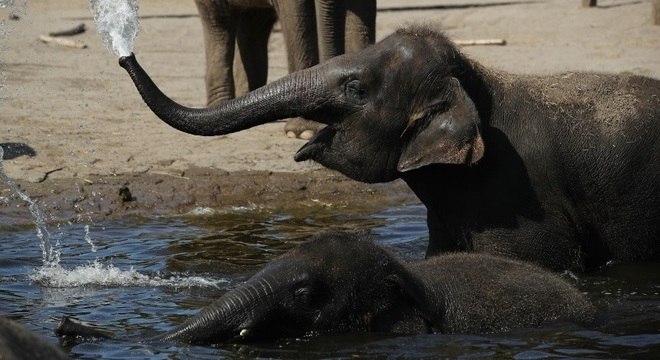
top-left (344, 79), bottom-right (367, 104)
top-left (294, 286), bottom-right (312, 303)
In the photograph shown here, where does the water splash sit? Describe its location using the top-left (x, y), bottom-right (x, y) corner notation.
top-left (84, 224), bottom-right (97, 252)
top-left (30, 260), bottom-right (228, 289)
top-left (88, 0), bottom-right (139, 57)
top-left (0, 147), bottom-right (59, 265)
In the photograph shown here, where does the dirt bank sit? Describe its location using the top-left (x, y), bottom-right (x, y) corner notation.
top-left (1, 0), bottom-right (658, 224)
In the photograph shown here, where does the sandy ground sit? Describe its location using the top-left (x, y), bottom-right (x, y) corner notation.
top-left (1, 0), bottom-right (659, 223)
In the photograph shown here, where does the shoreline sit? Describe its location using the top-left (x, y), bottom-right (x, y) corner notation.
top-left (2, 0), bottom-right (659, 224)
top-left (1, 167), bottom-right (417, 226)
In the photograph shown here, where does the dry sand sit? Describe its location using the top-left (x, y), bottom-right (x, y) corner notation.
top-left (1, 0), bottom-right (659, 223)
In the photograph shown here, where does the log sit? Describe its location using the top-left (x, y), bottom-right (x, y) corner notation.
top-left (454, 39), bottom-right (507, 46)
top-left (38, 34), bottom-right (87, 49)
top-left (49, 23), bottom-right (86, 37)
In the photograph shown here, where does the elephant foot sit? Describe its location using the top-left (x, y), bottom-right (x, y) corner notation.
top-left (284, 117), bottom-right (326, 140)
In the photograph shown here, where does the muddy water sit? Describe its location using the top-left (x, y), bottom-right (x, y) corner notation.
top-left (1, 204), bottom-right (659, 359)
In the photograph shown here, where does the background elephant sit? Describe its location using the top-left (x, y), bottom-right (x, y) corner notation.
top-left (57, 232), bottom-right (595, 344)
top-left (194, 0), bottom-right (376, 139)
top-left (0, 316), bottom-right (70, 360)
top-left (118, 24), bottom-right (660, 272)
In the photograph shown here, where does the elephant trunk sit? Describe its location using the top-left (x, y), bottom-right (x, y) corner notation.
top-left (118, 54), bottom-right (329, 136)
top-left (154, 275), bottom-right (280, 344)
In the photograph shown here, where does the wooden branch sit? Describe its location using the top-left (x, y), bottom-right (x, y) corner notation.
top-left (38, 34), bottom-right (87, 49)
top-left (49, 23), bottom-right (86, 37)
top-left (454, 39), bottom-right (507, 46)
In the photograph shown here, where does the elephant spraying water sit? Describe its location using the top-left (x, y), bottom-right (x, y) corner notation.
top-left (118, 25), bottom-right (660, 272)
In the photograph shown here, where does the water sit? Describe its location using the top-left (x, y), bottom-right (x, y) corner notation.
top-left (4, 0), bottom-right (658, 356)
top-left (1, 193), bottom-right (660, 358)
top-left (88, 0), bottom-right (139, 57)
top-left (1, 148), bottom-right (660, 358)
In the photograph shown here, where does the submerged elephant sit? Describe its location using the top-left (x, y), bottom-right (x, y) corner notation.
top-left (118, 25), bottom-right (660, 271)
top-left (57, 232), bottom-right (595, 344)
top-left (194, 0), bottom-right (376, 139)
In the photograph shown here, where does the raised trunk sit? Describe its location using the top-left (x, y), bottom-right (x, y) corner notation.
top-left (118, 54), bottom-right (328, 136)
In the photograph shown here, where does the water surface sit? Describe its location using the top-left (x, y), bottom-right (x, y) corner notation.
top-left (1, 203), bottom-right (659, 359)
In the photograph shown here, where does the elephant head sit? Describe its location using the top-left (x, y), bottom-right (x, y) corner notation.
top-left (154, 232), bottom-right (427, 344)
top-left (119, 26), bottom-right (486, 183)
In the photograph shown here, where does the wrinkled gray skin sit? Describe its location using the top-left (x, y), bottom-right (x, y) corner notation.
top-left (56, 232), bottom-right (595, 345)
top-left (194, 0), bottom-right (376, 139)
top-left (118, 25), bottom-right (660, 271)
top-left (156, 233), bottom-right (594, 344)
top-left (0, 317), bottom-right (70, 360)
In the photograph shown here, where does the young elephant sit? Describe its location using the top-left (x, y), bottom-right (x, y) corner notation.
top-left (134, 232), bottom-right (593, 344)
top-left (118, 25), bottom-right (660, 272)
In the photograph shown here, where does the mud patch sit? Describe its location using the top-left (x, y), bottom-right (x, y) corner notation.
top-left (0, 167), bottom-right (417, 226)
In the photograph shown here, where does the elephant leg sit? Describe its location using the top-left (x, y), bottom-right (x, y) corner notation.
top-left (344, 0), bottom-right (376, 54)
top-left (284, 0), bottom-right (354, 140)
top-left (315, 0), bottom-right (376, 60)
top-left (315, 0), bottom-right (345, 62)
top-left (272, 0), bottom-right (319, 72)
top-left (194, 0), bottom-right (238, 106)
top-left (272, 0), bottom-right (324, 139)
top-left (234, 7), bottom-right (277, 96)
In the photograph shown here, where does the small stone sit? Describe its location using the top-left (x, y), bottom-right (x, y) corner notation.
top-left (118, 185), bottom-right (133, 203)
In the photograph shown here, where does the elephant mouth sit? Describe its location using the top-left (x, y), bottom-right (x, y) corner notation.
top-left (294, 126), bottom-right (337, 163)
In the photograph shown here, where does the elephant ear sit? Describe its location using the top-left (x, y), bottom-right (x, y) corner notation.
top-left (397, 77), bottom-right (484, 173)
top-left (385, 272), bottom-right (441, 330)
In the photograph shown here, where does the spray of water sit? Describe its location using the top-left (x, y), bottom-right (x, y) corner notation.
top-left (0, 147), bottom-right (59, 265)
top-left (88, 0), bottom-right (139, 57)
top-left (1, 145), bottom-right (223, 290)
top-left (30, 260), bottom-right (228, 289)
top-left (1, 1), bottom-right (226, 291)
top-left (84, 224), bottom-right (97, 252)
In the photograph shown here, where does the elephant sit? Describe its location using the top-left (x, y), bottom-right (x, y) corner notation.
top-left (194, 0), bottom-right (376, 139)
top-left (56, 232), bottom-right (595, 345)
top-left (117, 24), bottom-right (660, 272)
top-left (0, 316), bottom-right (70, 360)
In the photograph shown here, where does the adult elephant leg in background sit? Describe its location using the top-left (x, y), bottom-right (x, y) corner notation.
top-left (284, 0), bottom-right (377, 139)
top-left (271, 1), bottom-right (319, 73)
top-left (233, 6), bottom-right (278, 96)
top-left (193, 0), bottom-right (376, 139)
top-left (270, 1), bottom-right (322, 140)
top-left (194, 0), bottom-right (277, 106)
top-left (315, 0), bottom-right (377, 60)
